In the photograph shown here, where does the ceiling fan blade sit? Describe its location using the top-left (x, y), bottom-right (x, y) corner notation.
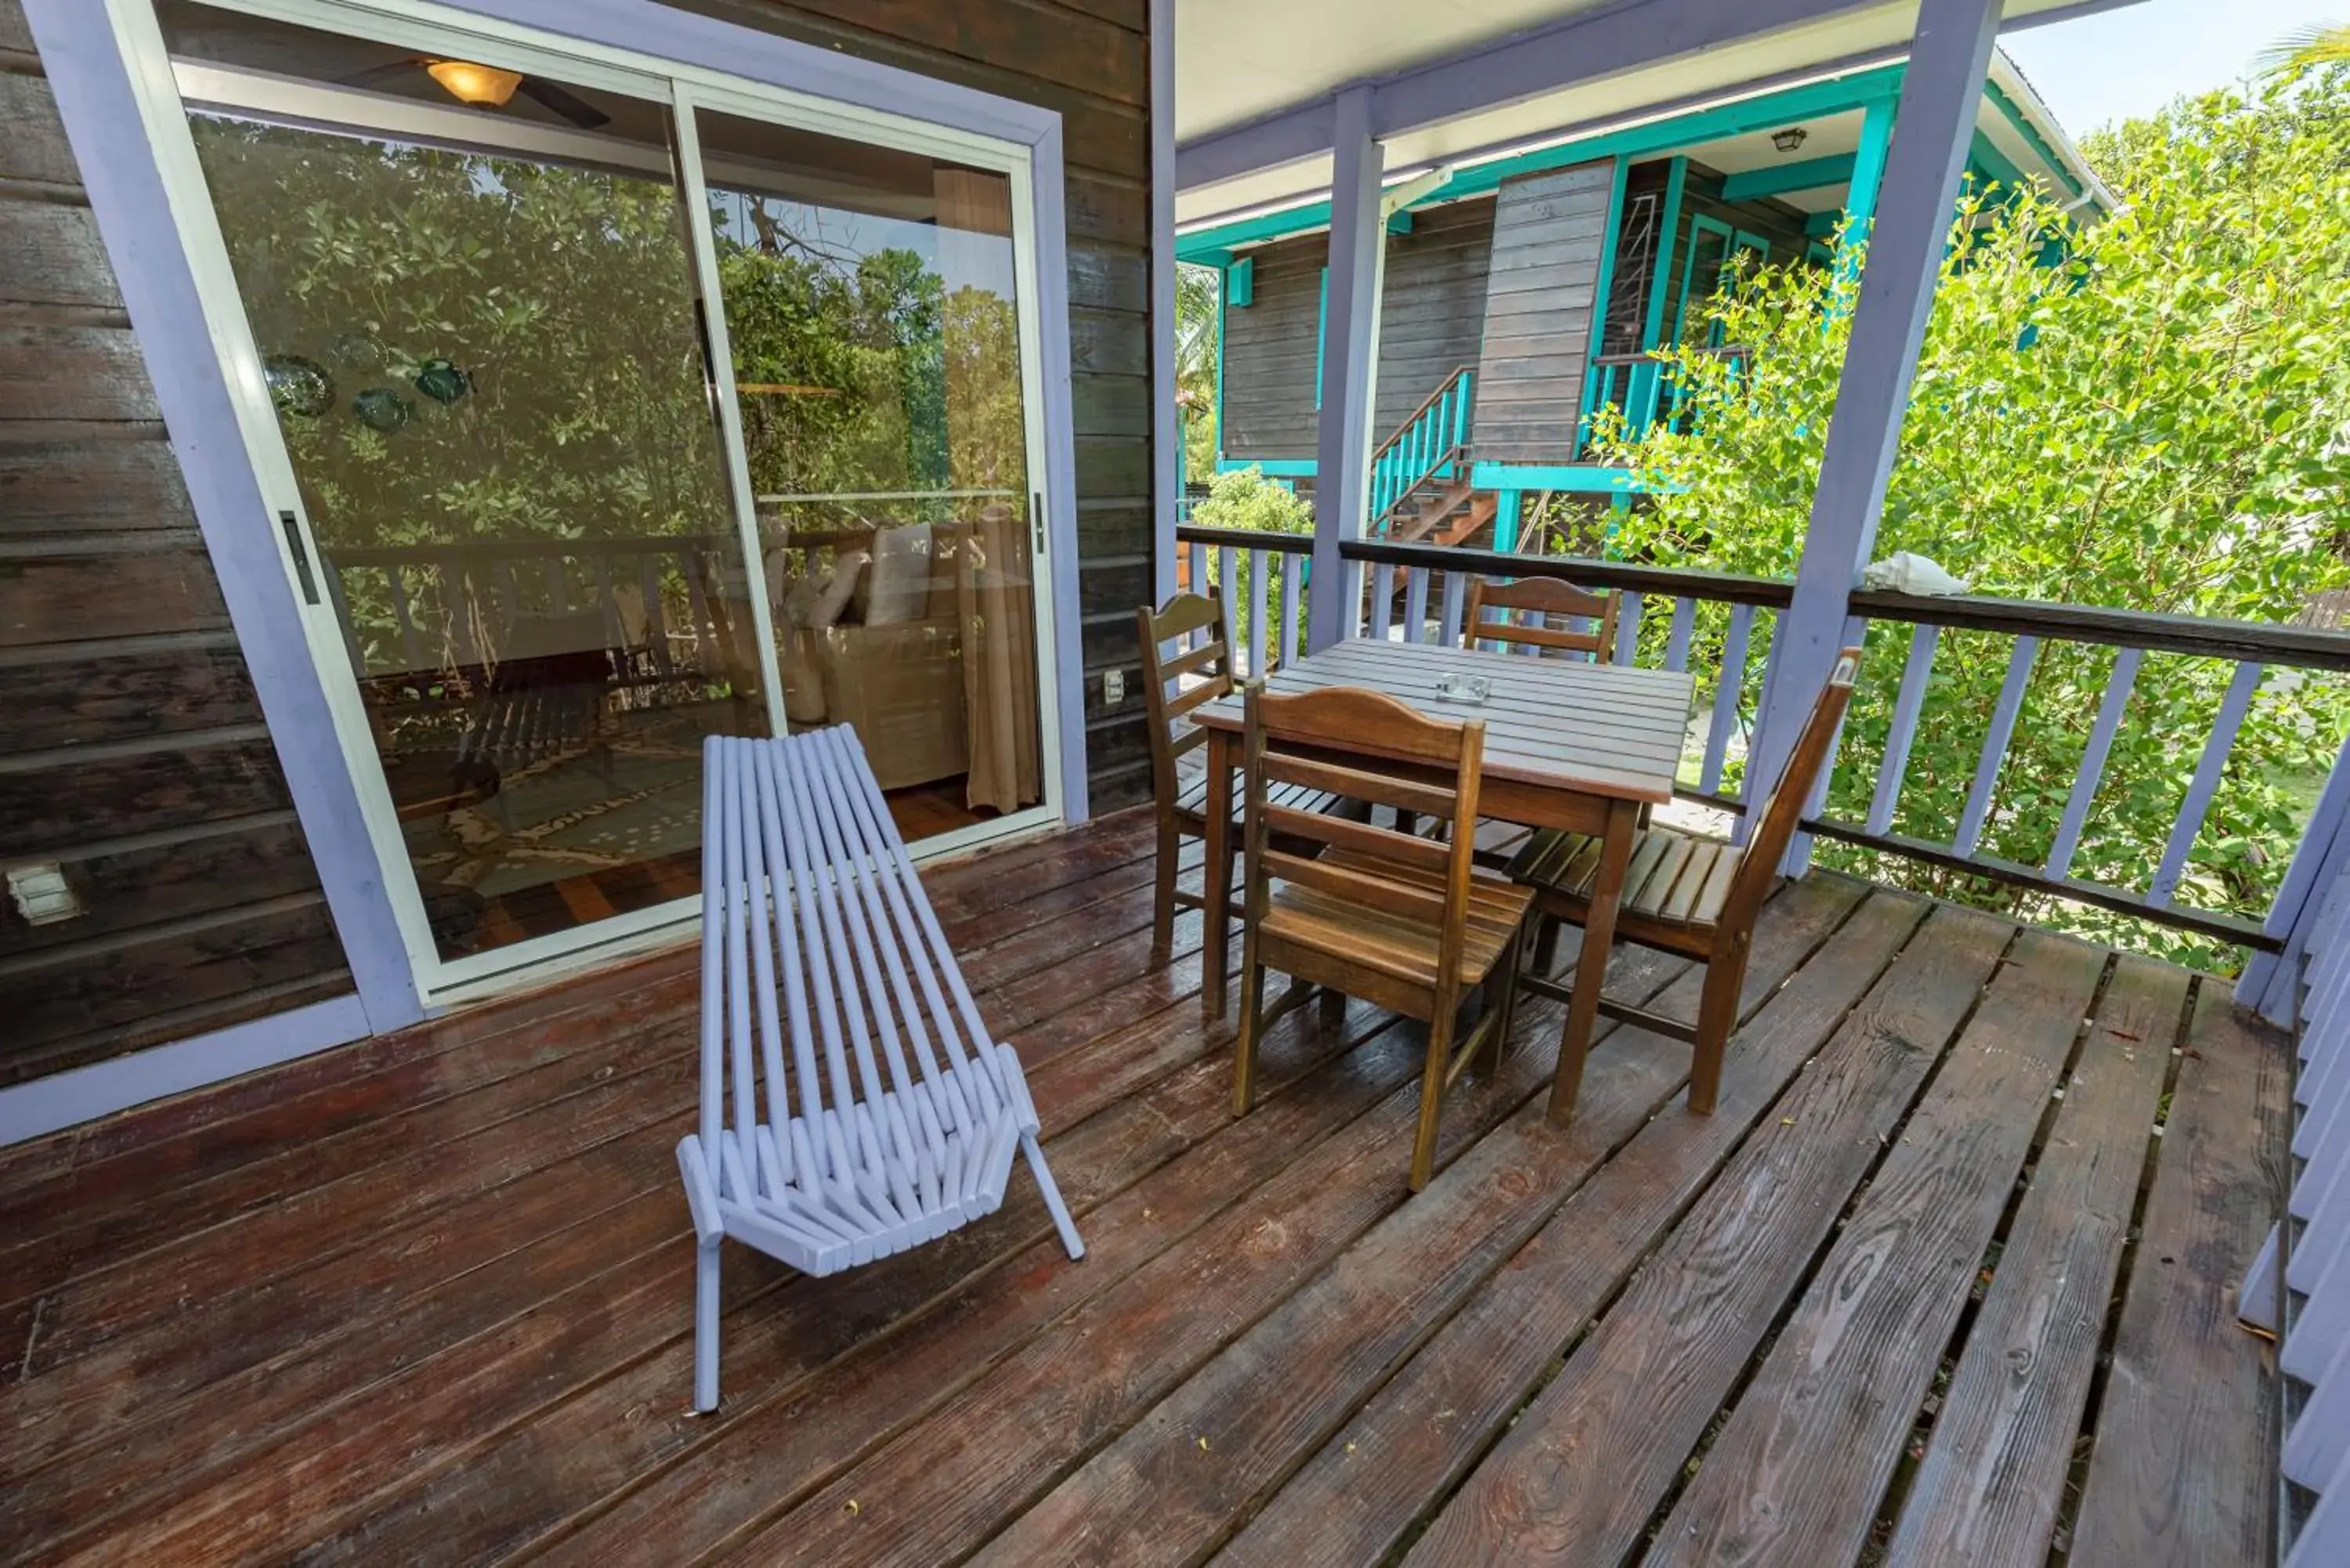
top-left (334, 59), bottom-right (425, 89)
top-left (517, 78), bottom-right (610, 130)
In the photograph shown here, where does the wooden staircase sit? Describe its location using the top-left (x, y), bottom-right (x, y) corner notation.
top-left (1386, 470), bottom-right (1499, 547)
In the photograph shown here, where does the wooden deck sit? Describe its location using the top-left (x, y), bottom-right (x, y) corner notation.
top-left (0, 807), bottom-right (2288, 1567)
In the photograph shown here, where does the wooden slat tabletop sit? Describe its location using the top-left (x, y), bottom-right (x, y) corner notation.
top-left (1195, 638), bottom-right (1694, 804)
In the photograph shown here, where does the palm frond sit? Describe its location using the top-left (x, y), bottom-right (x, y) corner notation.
top-left (2256, 22), bottom-right (2350, 78)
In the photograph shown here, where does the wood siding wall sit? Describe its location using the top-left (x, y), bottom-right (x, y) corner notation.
top-left (1470, 161), bottom-right (1613, 466)
top-left (680, 0), bottom-right (1159, 806)
top-left (1220, 197), bottom-right (1493, 461)
top-left (0, 2), bottom-right (352, 1087)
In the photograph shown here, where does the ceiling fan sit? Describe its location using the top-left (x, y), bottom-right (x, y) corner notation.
top-left (334, 56), bottom-right (611, 129)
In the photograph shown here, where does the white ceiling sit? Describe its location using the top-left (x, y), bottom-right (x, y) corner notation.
top-left (1173, 0), bottom-right (1614, 144)
top-left (1176, 0), bottom-right (2106, 226)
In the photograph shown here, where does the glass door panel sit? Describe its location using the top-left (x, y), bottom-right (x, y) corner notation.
top-left (690, 106), bottom-right (1047, 837)
top-left (164, 5), bottom-right (770, 965)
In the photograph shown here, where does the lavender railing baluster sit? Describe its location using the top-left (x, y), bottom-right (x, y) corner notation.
top-left (1698, 603), bottom-right (1754, 797)
top-left (1867, 624), bottom-right (1940, 836)
top-left (1370, 563), bottom-right (1395, 641)
top-left (2149, 659), bottom-right (2264, 908)
top-left (1278, 552), bottom-right (1301, 668)
top-left (1247, 550), bottom-right (1269, 677)
top-left (1439, 570), bottom-right (1464, 648)
top-left (1664, 597), bottom-right (1695, 673)
top-left (1613, 591), bottom-right (1643, 667)
top-left (1953, 635), bottom-right (2039, 858)
top-left (2044, 645), bottom-right (2142, 880)
top-left (1404, 564), bottom-right (1430, 644)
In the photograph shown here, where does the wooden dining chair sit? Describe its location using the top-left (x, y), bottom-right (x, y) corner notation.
top-left (1233, 684), bottom-right (1538, 1191)
top-left (1136, 594), bottom-right (1334, 958)
top-left (1461, 575), bottom-right (1619, 661)
top-left (1509, 645), bottom-right (1860, 1120)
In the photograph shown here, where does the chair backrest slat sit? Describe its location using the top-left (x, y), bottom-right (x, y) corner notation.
top-left (1462, 575), bottom-right (1618, 661)
top-left (705, 727), bottom-right (1019, 1194)
top-left (1727, 646), bottom-right (1862, 923)
top-left (1266, 848), bottom-right (1450, 924)
top-left (1241, 684), bottom-right (1487, 1003)
top-left (1138, 594), bottom-right (1235, 815)
top-left (817, 727), bottom-right (1005, 1122)
top-left (1264, 802), bottom-right (1453, 873)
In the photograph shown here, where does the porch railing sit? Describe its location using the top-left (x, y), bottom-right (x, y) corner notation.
top-left (1177, 522), bottom-right (1315, 679)
top-left (1582, 345), bottom-right (1748, 452)
top-left (1176, 522), bottom-right (2350, 959)
top-left (1367, 365), bottom-right (1473, 533)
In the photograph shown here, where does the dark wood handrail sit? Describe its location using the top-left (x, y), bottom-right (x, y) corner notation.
top-left (1337, 537), bottom-right (1795, 609)
top-left (1331, 536), bottom-right (2350, 672)
top-left (1175, 523), bottom-right (1315, 555)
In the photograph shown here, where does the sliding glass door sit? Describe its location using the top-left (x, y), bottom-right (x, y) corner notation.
top-left (689, 102), bottom-right (1047, 829)
top-left (139, 0), bottom-right (1064, 990)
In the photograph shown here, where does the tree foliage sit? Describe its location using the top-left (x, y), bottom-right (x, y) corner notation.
top-left (1589, 72), bottom-right (2350, 964)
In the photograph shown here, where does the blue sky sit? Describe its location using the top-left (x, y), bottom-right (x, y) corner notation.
top-left (2005, 0), bottom-right (2341, 135)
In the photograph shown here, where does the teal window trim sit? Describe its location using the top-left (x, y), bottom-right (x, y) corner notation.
top-left (1213, 261), bottom-right (1230, 465)
top-left (1639, 156), bottom-right (1688, 352)
top-left (1314, 266), bottom-right (1328, 410)
top-left (1227, 255), bottom-right (1253, 308)
top-left (1171, 63), bottom-right (1907, 261)
top-left (1574, 154), bottom-right (1634, 457)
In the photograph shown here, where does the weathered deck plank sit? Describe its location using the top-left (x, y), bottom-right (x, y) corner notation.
top-left (1641, 930), bottom-right (2106, 1567)
top-left (1882, 954), bottom-right (2186, 1566)
top-left (978, 876), bottom-right (1872, 1568)
top-left (690, 951), bottom-right (1700, 1568)
top-left (1401, 901), bottom-right (2013, 1568)
top-left (2069, 985), bottom-right (2287, 1567)
top-left (0, 820), bottom-right (2283, 1568)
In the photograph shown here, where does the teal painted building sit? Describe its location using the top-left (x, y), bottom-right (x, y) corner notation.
top-left (1177, 52), bottom-right (2101, 551)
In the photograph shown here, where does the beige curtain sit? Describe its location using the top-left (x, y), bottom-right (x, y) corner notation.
top-left (958, 506), bottom-right (1043, 812)
top-left (935, 168), bottom-right (1041, 813)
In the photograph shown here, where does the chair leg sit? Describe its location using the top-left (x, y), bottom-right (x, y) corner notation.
top-left (1022, 1132), bottom-right (1086, 1260)
top-left (1233, 956), bottom-right (1268, 1115)
top-left (1484, 925), bottom-right (1528, 1075)
top-left (1409, 1010), bottom-right (1454, 1193)
top-left (1534, 912), bottom-right (1562, 975)
top-left (1318, 984), bottom-right (1347, 1028)
top-left (1688, 935), bottom-right (1751, 1115)
top-left (692, 1238), bottom-right (721, 1413)
top-left (1152, 818), bottom-right (1180, 959)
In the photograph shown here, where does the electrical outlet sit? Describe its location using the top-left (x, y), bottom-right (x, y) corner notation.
top-left (1102, 667), bottom-right (1126, 706)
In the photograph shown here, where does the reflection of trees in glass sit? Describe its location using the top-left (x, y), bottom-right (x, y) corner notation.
top-left (190, 116), bottom-right (728, 554)
top-left (714, 219), bottom-right (1025, 517)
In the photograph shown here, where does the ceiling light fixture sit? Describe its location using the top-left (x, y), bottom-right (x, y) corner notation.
top-left (1772, 126), bottom-right (1810, 154)
top-left (425, 59), bottom-right (523, 108)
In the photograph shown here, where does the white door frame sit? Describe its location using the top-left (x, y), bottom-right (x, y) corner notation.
top-left (45, 0), bottom-right (1089, 1008)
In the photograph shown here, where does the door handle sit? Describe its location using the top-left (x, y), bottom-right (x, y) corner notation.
top-left (279, 510), bottom-right (320, 605)
top-left (1030, 492), bottom-right (1045, 558)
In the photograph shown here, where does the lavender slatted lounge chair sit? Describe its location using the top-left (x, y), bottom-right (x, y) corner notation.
top-left (675, 727), bottom-right (1083, 1411)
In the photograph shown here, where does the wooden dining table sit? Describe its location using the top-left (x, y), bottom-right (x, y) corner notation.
top-left (1193, 635), bottom-right (1697, 1124)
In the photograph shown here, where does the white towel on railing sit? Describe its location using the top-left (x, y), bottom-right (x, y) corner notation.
top-left (1861, 552), bottom-right (1970, 594)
